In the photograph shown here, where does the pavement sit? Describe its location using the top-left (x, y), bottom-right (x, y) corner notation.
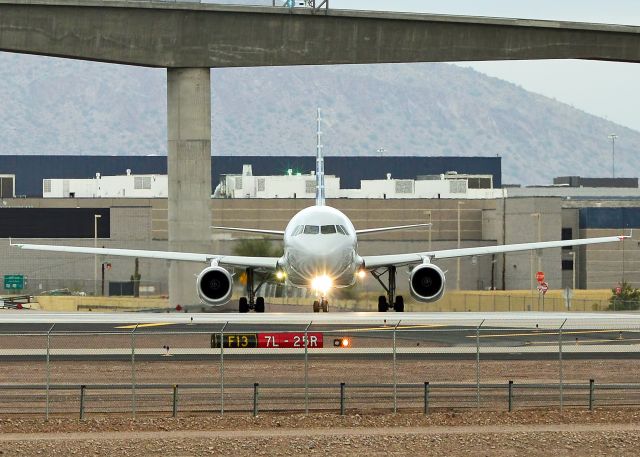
top-left (0, 319), bottom-right (638, 361)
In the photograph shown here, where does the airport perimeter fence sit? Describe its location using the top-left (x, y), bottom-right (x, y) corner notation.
top-left (0, 317), bottom-right (639, 418)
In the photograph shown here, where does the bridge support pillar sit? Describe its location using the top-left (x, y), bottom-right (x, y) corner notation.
top-left (167, 68), bottom-right (212, 308)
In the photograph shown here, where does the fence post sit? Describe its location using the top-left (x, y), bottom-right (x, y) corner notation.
top-left (45, 323), bottom-right (54, 421)
top-left (508, 380), bottom-right (513, 412)
top-left (220, 321), bottom-right (228, 415)
top-left (304, 321), bottom-right (312, 415)
top-left (393, 320), bottom-right (401, 414)
top-left (423, 382), bottom-right (430, 415)
top-left (340, 382), bottom-right (345, 415)
top-left (476, 319), bottom-right (484, 409)
top-left (253, 382), bottom-right (259, 417)
top-left (172, 385), bottom-right (178, 418)
top-left (130, 324), bottom-right (139, 418)
top-left (559, 319), bottom-right (567, 412)
top-left (589, 379), bottom-right (595, 411)
top-left (80, 385), bottom-right (86, 419)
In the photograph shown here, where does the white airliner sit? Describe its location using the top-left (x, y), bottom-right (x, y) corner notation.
top-left (11, 110), bottom-right (628, 313)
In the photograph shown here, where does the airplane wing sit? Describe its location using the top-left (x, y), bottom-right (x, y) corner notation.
top-left (362, 235), bottom-right (628, 269)
top-left (211, 226), bottom-right (285, 236)
top-left (355, 223), bottom-right (431, 235)
top-left (10, 242), bottom-right (280, 270)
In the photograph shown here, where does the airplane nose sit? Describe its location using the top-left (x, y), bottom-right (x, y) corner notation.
top-left (290, 236), bottom-right (353, 277)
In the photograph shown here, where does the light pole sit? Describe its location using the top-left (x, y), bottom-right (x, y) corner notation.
top-left (456, 201), bottom-right (464, 290)
top-left (425, 210), bottom-right (432, 251)
top-left (94, 214), bottom-right (102, 296)
top-left (569, 251), bottom-right (576, 290)
top-left (608, 133), bottom-right (617, 178)
top-left (530, 213), bottom-right (541, 292)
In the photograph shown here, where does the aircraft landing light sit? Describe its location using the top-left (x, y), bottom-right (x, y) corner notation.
top-left (114, 323), bottom-right (176, 329)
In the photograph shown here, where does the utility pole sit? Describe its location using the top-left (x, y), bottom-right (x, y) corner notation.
top-left (456, 201), bottom-right (464, 290)
top-left (93, 214), bottom-right (101, 296)
top-left (608, 133), bottom-right (618, 178)
top-left (425, 210), bottom-right (432, 251)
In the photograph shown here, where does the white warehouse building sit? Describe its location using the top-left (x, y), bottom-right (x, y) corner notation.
top-left (43, 170), bottom-right (168, 198)
top-left (42, 165), bottom-right (501, 200)
top-left (217, 165), bottom-right (502, 199)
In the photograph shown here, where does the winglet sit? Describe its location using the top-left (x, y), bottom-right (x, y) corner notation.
top-left (619, 229), bottom-right (633, 241)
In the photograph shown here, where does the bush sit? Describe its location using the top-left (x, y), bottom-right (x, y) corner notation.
top-left (232, 238), bottom-right (283, 257)
top-left (608, 282), bottom-right (640, 311)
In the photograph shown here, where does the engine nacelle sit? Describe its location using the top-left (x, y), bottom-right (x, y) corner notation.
top-left (196, 266), bottom-right (233, 306)
top-left (409, 263), bottom-right (446, 303)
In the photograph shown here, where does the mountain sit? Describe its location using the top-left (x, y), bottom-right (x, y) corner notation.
top-left (0, 51), bottom-right (637, 185)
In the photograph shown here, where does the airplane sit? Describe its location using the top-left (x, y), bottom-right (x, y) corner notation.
top-left (11, 109), bottom-right (629, 314)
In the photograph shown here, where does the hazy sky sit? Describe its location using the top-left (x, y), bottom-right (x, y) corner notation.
top-left (330, 1), bottom-right (640, 132)
top-left (216, 1), bottom-right (640, 132)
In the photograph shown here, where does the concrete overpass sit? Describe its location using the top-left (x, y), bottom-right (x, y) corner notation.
top-left (1, 0), bottom-right (639, 306)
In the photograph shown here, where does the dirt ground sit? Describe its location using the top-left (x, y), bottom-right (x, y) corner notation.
top-left (1, 410), bottom-right (640, 456)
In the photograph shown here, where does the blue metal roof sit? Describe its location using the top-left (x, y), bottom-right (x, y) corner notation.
top-left (0, 155), bottom-right (501, 197)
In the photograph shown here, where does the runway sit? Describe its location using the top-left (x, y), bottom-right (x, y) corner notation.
top-left (2, 310), bottom-right (640, 326)
top-left (0, 318), bottom-right (638, 361)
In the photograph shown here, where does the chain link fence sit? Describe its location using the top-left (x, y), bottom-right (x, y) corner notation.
top-left (0, 317), bottom-right (639, 418)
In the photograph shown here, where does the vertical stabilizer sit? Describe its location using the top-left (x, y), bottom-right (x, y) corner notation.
top-left (315, 108), bottom-right (325, 206)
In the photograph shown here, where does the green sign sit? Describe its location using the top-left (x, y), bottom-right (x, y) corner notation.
top-left (3, 275), bottom-right (24, 290)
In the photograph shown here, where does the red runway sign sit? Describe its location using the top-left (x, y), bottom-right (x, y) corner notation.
top-left (258, 332), bottom-right (323, 348)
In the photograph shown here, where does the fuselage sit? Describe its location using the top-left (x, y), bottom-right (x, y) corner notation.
top-left (281, 205), bottom-right (362, 291)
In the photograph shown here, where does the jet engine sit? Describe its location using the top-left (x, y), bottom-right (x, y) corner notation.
top-left (409, 264), bottom-right (446, 302)
top-left (196, 266), bottom-right (233, 306)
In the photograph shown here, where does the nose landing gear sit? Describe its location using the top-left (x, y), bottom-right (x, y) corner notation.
top-left (313, 298), bottom-right (329, 313)
top-left (239, 268), bottom-right (266, 313)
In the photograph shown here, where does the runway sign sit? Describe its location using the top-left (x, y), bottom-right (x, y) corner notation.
top-left (211, 333), bottom-right (258, 348)
top-left (258, 332), bottom-right (323, 348)
top-left (211, 332), bottom-right (323, 348)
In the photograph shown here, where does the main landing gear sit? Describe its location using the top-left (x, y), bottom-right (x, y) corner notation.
top-left (312, 298), bottom-right (329, 313)
top-left (239, 268), bottom-right (266, 313)
top-left (371, 266), bottom-right (405, 313)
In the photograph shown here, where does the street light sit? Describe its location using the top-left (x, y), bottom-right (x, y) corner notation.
top-left (569, 251), bottom-right (576, 290)
top-left (608, 133), bottom-right (617, 178)
top-left (456, 201), bottom-right (464, 290)
top-left (425, 210), bottom-right (432, 251)
top-left (94, 214), bottom-right (102, 296)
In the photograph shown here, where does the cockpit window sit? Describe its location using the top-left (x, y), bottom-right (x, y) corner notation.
top-left (321, 225), bottom-right (337, 234)
top-left (303, 225), bottom-right (320, 235)
top-left (292, 225), bottom-right (304, 236)
top-left (337, 225), bottom-right (348, 235)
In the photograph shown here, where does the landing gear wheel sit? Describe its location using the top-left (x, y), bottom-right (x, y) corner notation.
top-left (394, 295), bottom-right (405, 312)
top-left (239, 297), bottom-right (249, 313)
top-left (378, 295), bottom-right (389, 312)
top-left (313, 300), bottom-right (320, 313)
top-left (255, 296), bottom-right (265, 313)
top-left (321, 299), bottom-right (329, 312)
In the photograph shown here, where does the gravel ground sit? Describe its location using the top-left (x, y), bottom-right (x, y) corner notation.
top-left (1, 410), bottom-right (640, 456)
